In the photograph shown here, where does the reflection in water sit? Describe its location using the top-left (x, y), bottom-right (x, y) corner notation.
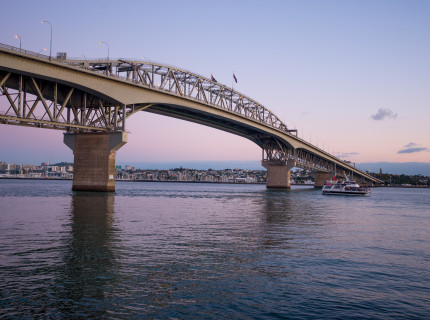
top-left (102, 187), bottom-right (331, 318)
top-left (56, 192), bottom-right (117, 318)
top-left (259, 189), bottom-right (326, 248)
top-left (1, 181), bottom-right (429, 319)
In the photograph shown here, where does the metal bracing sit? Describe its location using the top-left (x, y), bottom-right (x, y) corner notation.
top-left (261, 138), bottom-right (378, 183)
top-left (58, 58), bottom-right (291, 134)
top-left (261, 137), bottom-right (340, 173)
top-left (0, 71), bottom-right (127, 132)
top-left (261, 139), bottom-right (293, 162)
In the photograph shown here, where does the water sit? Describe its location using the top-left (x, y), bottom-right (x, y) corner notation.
top-left (0, 179), bottom-right (429, 319)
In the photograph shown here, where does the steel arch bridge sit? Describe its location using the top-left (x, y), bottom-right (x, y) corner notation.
top-left (0, 43), bottom-right (381, 185)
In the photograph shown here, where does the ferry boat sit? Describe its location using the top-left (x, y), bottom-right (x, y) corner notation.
top-left (322, 175), bottom-right (370, 196)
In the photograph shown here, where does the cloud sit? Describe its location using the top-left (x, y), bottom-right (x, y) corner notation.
top-left (403, 142), bottom-right (417, 148)
top-left (338, 152), bottom-right (359, 158)
top-left (370, 108), bottom-right (397, 120)
top-left (398, 148), bottom-right (428, 154)
top-left (398, 142), bottom-right (429, 154)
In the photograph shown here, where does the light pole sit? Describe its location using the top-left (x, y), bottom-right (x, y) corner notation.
top-left (100, 41), bottom-right (110, 60)
top-left (41, 20), bottom-right (52, 59)
top-left (38, 48), bottom-right (47, 54)
top-left (14, 35), bottom-right (21, 51)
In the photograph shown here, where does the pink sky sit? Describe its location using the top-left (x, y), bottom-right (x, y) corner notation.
top-left (1, 0), bottom-right (429, 166)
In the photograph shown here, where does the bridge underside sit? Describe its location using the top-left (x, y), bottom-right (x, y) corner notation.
top-left (144, 103), bottom-right (266, 146)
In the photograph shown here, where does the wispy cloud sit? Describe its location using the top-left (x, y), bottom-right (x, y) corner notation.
top-left (338, 152), bottom-right (359, 158)
top-left (397, 142), bottom-right (429, 154)
top-left (370, 108), bottom-right (397, 120)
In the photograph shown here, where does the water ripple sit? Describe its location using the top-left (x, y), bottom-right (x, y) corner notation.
top-left (1, 180), bottom-right (430, 318)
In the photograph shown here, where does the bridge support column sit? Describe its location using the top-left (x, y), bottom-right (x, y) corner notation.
top-left (262, 160), bottom-right (296, 189)
top-left (64, 131), bottom-right (128, 192)
top-left (314, 172), bottom-right (331, 188)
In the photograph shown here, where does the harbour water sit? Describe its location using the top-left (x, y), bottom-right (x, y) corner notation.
top-left (1, 179), bottom-right (429, 319)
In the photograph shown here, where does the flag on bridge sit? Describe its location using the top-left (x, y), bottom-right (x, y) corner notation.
top-left (211, 74), bottom-right (217, 83)
top-left (233, 72), bottom-right (237, 83)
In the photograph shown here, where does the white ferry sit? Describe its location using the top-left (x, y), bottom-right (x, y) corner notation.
top-left (322, 176), bottom-right (370, 196)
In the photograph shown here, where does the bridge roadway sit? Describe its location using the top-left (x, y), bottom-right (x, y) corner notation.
top-left (0, 43), bottom-right (382, 191)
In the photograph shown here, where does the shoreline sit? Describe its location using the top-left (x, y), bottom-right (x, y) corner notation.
top-left (0, 177), bottom-right (429, 188)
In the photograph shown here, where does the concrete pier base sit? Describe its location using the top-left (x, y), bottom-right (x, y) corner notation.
top-left (262, 160), bottom-right (296, 189)
top-left (64, 131), bottom-right (127, 192)
top-left (314, 172), bottom-right (330, 188)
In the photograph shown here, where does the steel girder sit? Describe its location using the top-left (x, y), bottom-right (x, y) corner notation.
top-left (62, 58), bottom-right (297, 136)
top-left (0, 71), bottom-right (127, 132)
top-left (261, 138), bottom-right (334, 172)
top-left (261, 138), bottom-right (373, 182)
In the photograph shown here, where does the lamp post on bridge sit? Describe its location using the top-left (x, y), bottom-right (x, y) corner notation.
top-left (14, 35), bottom-right (21, 52)
top-left (100, 41), bottom-right (110, 60)
top-left (41, 20), bottom-right (52, 59)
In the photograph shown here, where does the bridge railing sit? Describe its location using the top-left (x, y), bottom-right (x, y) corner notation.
top-left (0, 43), bottom-right (51, 61)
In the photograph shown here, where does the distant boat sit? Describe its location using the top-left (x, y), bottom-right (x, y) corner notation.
top-left (322, 175), bottom-right (370, 196)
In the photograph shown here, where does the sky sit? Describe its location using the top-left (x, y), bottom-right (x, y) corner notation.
top-left (1, 0), bottom-right (429, 169)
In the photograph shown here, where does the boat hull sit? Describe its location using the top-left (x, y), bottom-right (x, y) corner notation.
top-left (322, 190), bottom-right (368, 196)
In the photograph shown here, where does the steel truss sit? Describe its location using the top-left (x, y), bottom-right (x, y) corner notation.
top-left (261, 138), bottom-right (336, 173)
top-left (0, 71), bottom-right (128, 132)
top-left (261, 138), bottom-right (368, 181)
top-left (61, 58), bottom-right (297, 136)
top-left (1, 46), bottom-right (298, 135)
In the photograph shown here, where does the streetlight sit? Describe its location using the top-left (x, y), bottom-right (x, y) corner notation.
top-left (41, 20), bottom-right (52, 59)
top-left (38, 48), bottom-right (47, 54)
top-left (14, 35), bottom-right (21, 51)
top-left (99, 41), bottom-right (110, 60)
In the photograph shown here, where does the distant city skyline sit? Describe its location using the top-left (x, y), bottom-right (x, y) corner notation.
top-left (1, 0), bottom-right (429, 168)
top-left (2, 157), bottom-right (430, 177)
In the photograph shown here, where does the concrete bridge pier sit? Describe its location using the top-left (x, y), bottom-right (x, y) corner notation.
top-left (64, 131), bottom-right (128, 192)
top-left (262, 159), bottom-right (296, 189)
top-left (313, 172), bottom-right (333, 188)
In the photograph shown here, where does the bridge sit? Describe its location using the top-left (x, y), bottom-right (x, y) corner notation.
top-left (0, 43), bottom-right (382, 191)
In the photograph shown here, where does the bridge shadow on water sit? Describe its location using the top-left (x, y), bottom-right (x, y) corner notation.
top-left (54, 192), bottom-right (119, 318)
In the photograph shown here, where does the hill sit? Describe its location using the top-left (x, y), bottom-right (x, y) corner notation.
top-left (357, 162), bottom-right (430, 176)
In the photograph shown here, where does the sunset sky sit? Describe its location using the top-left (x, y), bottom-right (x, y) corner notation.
top-left (1, 0), bottom-right (429, 168)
